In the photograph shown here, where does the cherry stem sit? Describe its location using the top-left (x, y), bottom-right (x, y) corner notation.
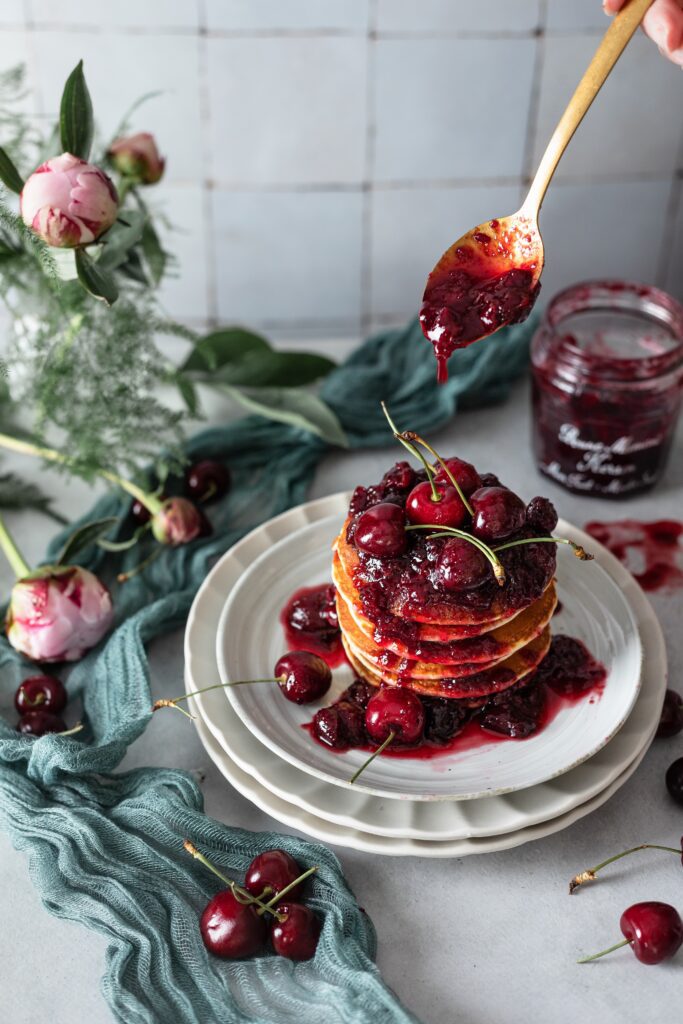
top-left (349, 730), bottom-right (396, 785)
top-left (117, 545), bottom-right (163, 583)
top-left (406, 524), bottom-right (506, 586)
top-left (182, 840), bottom-right (286, 921)
top-left (0, 512), bottom-right (31, 578)
top-left (0, 430), bottom-right (163, 516)
top-left (153, 678), bottom-right (281, 719)
top-left (569, 843), bottom-right (683, 894)
top-left (399, 431), bottom-right (474, 516)
top-left (493, 537), bottom-right (593, 561)
top-left (577, 938), bottom-right (629, 964)
top-left (256, 865), bottom-right (318, 916)
top-left (58, 722), bottom-right (84, 737)
top-left (380, 403), bottom-right (438, 498)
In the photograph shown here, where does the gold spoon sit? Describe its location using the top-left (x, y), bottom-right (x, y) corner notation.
top-left (420, 0), bottom-right (655, 383)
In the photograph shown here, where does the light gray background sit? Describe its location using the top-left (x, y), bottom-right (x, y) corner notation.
top-left (1, 375), bottom-right (682, 1024)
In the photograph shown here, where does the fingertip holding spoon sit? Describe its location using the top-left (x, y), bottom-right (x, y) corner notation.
top-left (420, 0), bottom-right (655, 383)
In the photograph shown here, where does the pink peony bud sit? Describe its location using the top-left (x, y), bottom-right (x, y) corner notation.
top-left (108, 132), bottom-right (165, 185)
top-left (151, 497), bottom-right (203, 546)
top-left (20, 153), bottom-right (118, 248)
top-left (6, 565), bottom-right (114, 663)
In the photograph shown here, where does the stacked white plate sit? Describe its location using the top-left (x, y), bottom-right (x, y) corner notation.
top-left (184, 494), bottom-right (667, 857)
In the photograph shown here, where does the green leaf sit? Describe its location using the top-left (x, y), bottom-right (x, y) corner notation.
top-left (75, 248), bottom-right (119, 305)
top-left (176, 374), bottom-right (199, 416)
top-left (117, 248), bottom-right (149, 285)
top-left (182, 328), bottom-right (271, 373)
top-left (98, 210), bottom-right (146, 271)
top-left (141, 220), bottom-right (167, 285)
top-left (213, 350), bottom-right (335, 388)
top-left (57, 516), bottom-right (120, 565)
top-left (60, 60), bottom-right (94, 159)
top-left (0, 472), bottom-right (68, 524)
top-left (0, 146), bottom-right (24, 193)
top-left (222, 384), bottom-right (348, 448)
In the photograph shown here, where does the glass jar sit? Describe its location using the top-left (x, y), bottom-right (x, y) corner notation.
top-left (531, 281), bottom-right (683, 498)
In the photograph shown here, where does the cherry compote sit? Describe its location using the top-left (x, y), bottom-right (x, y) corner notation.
top-left (280, 584), bottom-right (341, 660)
top-left (533, 635), bottom-right (607, 697)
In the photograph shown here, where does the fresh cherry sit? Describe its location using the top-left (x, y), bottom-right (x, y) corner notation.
top-left (435, 457), bottom-right (481, 496)
top-left (130, 498), bottom-right (152, 524)
top-left (406, 480), bottom-right (468, 528)
top-left (619, 903), bottom-right (683, 965)
top-left (199, 889), bottom-right (267, 959)
top-left (470, 486), bottom-right (526, 541)
top-left (17, 711), bottom-right (67, 736)
top-left (270, 902), bottom-right (320, 961)
top-left (665, 757), bottom-right (683, 806)
top-left (354, 502), bottom-right (407, 557)
top-left (274, 651), bottom-right (331, 705)
top-left (435, 537), bottom-right (490, 591)
top-left (185, 460), bottom-right (231, 504)
top-left (245, 849), bottom-right (305, 903)
top-left (365, 687), bottom-right (425, 745)
top-left (15, 675), bottom-right (67, 714)
top-left (657, 690), bottom-right (683, 739)
top-left (526, 496), bottom-right (558, 533)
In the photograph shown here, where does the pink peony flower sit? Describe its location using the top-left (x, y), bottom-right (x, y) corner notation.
top-left (151, 497), bottom-right (204, 546)
top-left (20, 153), bottom-right (118, 248)
top-left (6, 565), bottom-right (115, 662)
top-left (108, 132), bottom-right (165, 185)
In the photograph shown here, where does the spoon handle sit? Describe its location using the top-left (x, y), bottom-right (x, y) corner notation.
top-left (522, 0), bottom-right (654, 219)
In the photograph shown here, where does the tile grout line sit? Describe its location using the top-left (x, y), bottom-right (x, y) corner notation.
top-left (360, 0), bottom-right (378, 337)
top-left (196, 0), bottom-right (218, 329)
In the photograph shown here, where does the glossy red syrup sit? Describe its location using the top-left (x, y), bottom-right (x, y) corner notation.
top-left (420, 221), bottom-right (540, 383)
top-left (280, 584), bottom-right (345, 667)
top-left (584, 519), bottom-right (683, 593)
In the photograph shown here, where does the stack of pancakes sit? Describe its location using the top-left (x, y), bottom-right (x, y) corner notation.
top-left (332, 516), bottom-right (556, 704)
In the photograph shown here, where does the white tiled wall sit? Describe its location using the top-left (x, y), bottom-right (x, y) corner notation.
top-left (3, 0), bottom-right (682, 342)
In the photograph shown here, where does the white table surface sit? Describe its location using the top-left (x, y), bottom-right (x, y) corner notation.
top-left (1, 374), bottom-right (682, 1024)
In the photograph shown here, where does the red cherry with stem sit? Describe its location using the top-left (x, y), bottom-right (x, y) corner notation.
top-left (200, 889), bottom-right (268, 959)
top-left (355, 502), bottom-right (407, 557)
top-left (665, 757), bottom-right (683, 806)
top-left (406, 480), bottom-right (468, 528)
top-left (185, 460), bottom-right (231, 504)
top-left (17, 711), bottom-right (67, 736)
top-left (657, 690), bottom-right (683, 739)
top-left (434, 457), bottom-right (481, 496)
top-left (270, 903), bottom-right (321, 961)
top-left (244, 849), bottom-right (304, 903)
top-left (15, 675), bottom-right (67, 714)
top-left (274, 651), bottom-right (332, 704)
top-left (366, 687), bottom-right (425, 745)
top-left (579, 902), bottom-right (683, 964)
top-left (470, 486), bottom-right (526, 541)
top-left (435, 537), bottom-right (490, 591)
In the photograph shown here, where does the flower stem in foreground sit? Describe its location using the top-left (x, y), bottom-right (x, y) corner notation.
top-left (0, 511), bottom-right (31, 578)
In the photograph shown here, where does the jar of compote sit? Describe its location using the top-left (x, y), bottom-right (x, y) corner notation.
top-left (530, 280), bottom-right (683, 498)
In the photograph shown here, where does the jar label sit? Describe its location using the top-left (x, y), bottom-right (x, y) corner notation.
top-left (540, 422), bottom-right (663, 495)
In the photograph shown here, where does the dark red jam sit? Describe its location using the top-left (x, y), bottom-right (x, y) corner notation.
top-left (584, 519), bottom-right (683, 593)
top-left (280, 584), bottom-right (344, 667)
top-left (420, 218), bottom-right (541, 383)
top-left (531, 281), bottom-right (683, 498)
top-left (305, 635), bottom-right (606, 759)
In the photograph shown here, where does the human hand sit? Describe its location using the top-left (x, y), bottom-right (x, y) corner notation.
top-left (603, 0), bottom-right (683, 65)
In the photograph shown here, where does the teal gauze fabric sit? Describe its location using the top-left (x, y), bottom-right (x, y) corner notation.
top-left (0, 318), bottom-right (533, 1024)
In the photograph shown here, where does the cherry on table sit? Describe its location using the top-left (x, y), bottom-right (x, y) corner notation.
top-left (620, 903), bottom-right (683, 965)
top-left (365, 687), bottom-right (425, 746)
top-left (275, 651), bottom-right (332, 705)
top-left (470, 486), bottom-right (526, 541)
top-left (185, 460), bottom-right (231, 504)
top-left (16, 710), bottom-right (67, 736)
top-left (665, 757), bottom-right (683, 806)
top-left (270, 902), bottom-right (320, 961)
top-left (406, 480), bottom-right (468, 529)
top-left (435, 537), bottom-right (490, 591)
top-left (199, 889), bottom-right (267, 959)
top-left (15, 675), bottom-right (67, 715)
top-left (435, 457), bottom-right (481, 496)
top-left (657, 690), bottom-right (683, 739)
top-left (354, 502), bottom-right (407, 558)
top-left (245, 849), bottom-right (305, 903)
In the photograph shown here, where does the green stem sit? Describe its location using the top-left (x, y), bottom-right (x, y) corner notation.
top-left (153, 678), bottom-right (280, 718)
top-left (349, 730), bottom-right (395, 785)
top-left (569, 843), bottom-right (682, 893)
top-left (400, 431), bottom-right (474, 516)
top-left (577, 938), bottom-right (629, 964)
top-left (406, 524), bottom-right (506, 585)
top-left (0, 512), bottom-right (31, 578)
top-left (183, 840), bottom-right (285, 921)
top-left (493, 536), bottom-right (593, 561)
top-left (0, 431), bottom-right (162, 515)
top-left (257, 865), bottom-right (318, 915)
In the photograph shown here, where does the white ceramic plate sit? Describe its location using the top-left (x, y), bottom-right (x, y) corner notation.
top-left (216, 509), bottom-right (642, 800)
top-left (184, 494), bottom-right (666, 842)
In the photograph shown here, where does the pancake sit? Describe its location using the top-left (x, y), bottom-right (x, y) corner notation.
top-left (342, 626), bottom-right (551, 700)
top-left (336, 579), bottom-right (557, 667)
